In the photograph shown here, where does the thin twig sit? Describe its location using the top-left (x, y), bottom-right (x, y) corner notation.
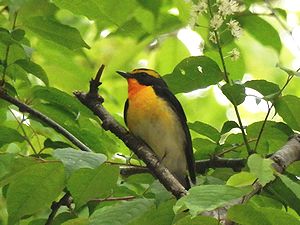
top-left (8, 107), bottom-right (38, 154)
top-left (89, 195), bottom-right (136, 203)
top-left (254, 74), bottom-right (294, 152)
top-left (207, 0), bottom-right (251, 154)
top-left (1, 12), bottom-right (18, 86)
top-left (0, 88), bottom-right (92, 152)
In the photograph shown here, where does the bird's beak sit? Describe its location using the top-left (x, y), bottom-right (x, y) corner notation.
top-left (117, 71), bottom-right (132, 79)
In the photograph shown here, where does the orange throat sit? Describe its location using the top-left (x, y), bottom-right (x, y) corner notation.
top-left (127, 78), bottom-right (146, 98)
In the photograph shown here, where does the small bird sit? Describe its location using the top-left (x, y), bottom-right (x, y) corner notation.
top-left (117, 68), bottom-right (196, 189)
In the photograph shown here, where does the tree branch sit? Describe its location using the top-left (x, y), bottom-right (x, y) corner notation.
top-left (0, 87), bottom-right (92, 152)
top-left (45, 192), bottom-right (72, 225)
top-left (74, 65), bottom-right (187, 199)
top-left (119, 158), bottom-right (246, 177)
top-left (209, 134), bottom-right (300, 224)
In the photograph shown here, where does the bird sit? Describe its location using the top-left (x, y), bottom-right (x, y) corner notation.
top-left (117, 68), bottom-right (196, 189)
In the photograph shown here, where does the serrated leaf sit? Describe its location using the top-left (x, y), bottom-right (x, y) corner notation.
top-left (90, 199), bottom-right (154, 225)
top-left (189, 121), bottom-right (220, 142)
top-left (24, 16), bottom-right (90, 50)
top-left (174, 215), bottom-right (220, 225)
top-left (163, 56), bottom-right (223, 94)
top-left (275, 95), bottom-right (300, 131)
top-left (227, 171), bottom-right (256, 187)
top-left (53, 148), bottom-right (106, 175)
top-left (0, 126), bottom-right (24, 148)
top-left (7, 162), bottom-right (65, 225)
top-left (67, 164), bottom-right (119, 209)
top-left (15, 59), bottom-right (49, 86)
top-left (247, 154), bottom-right (275, 186)
top-left (244, 80), bottom-right (280, 97)
top-left (174, 185), bottom-right (251, 216)
top-left (221, 121), bottom-right (239, 134)
top-left (228, 203), bottom-right (300, 225)
top-left (239, 15), bottom-right (282, 53)
top-left (221, 83), bottom-right (245, 105)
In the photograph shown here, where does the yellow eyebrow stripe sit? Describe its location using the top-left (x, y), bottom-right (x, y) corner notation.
top-left (131, 68), bottom-right (161, 78)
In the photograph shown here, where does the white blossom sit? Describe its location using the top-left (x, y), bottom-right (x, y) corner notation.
top-left (192, 0), bottom-right (208, 15)
top-left (210, 14), bottom-right (223, 30)
top-left (227, 19), bottom-right (243, 38)
top-left (218, 0), bottom-right (240, 17)
top-left (228, 48), bottom-right (240, 61)
top-left (209, 31), bottom-right (218, 44)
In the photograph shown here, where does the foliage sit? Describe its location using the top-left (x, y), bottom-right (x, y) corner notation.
top-left (0, 0), bottom-right (300, 224)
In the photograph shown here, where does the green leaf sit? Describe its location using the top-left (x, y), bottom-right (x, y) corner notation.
top-left (239, 15), bottom-right (282, 53)
top-left (53, 0), bottom-right (138, 26)
top-left (174, 185), bottom-right (251, 216)
top-left (266, 175), bottom-right (300, 215)
top-left (163, 56), bottom-right (223, 94)
top-left (24, 16), bottom-right (90, 50)
top-left (11, 29), bottom-right (25, 41)
top-left (278, 174), bottom-right (300, 205)
top-left (220, 121), bottom-right (239, 134)
top-left (275, 95), bottom-right (300, 131)
top-left (15, 59), bottom-right (49, 86)
top-left (0, 29), bottom-right (18, 45)
top-left (0, 153), bottom-right (15, 179)
top-left (32, 86), bottom-right (92, 117)
top-left (228, 204), bottom-right (300, 225)
top-left (188, 121), bottom-right (220, 142)
top-left (7, 162), bottom-right (65, 225)
top-left (244, 80), bottom-right (280, 97)
top-left (247, 154), bottom-right (275, 186)
top-left (90, 199), bottom-right (154, 225)
top-left (193, 138), bottom-right (218, 160)
top-left (174, 215), bottom-right (220, 225)
top-left (53, 148), bottom-right (107, 175)
top-left (44, 138), bottom-right (72, 149)
top-left (249, 195), bottom-right (283, 209)
top-left (221, 83), bottom-right (246, 105)
top-left (128, 200), bottom-right (175, 225)
top-left (247, 121), bottom-right (290, 155)
top-left (227, 172), bottom-right (256, 187)
top-left (0, 126), bottom-right (24, 148)
top-left (67, 164), bottom-right (119, 209)
top-left (61, 218), bottom-right (89, 225)
top-left (0, 157), bottom-right (39, 187)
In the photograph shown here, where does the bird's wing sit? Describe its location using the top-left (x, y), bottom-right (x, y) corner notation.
top-left (124, 99), bottom-right (129, 126)
top-left (153, 86), bottom-right (196, 184)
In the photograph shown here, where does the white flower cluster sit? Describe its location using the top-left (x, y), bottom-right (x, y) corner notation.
top-left (189, 0), bottom-right (208, 28)
top-left (228, 48), bottom-right (240, 61)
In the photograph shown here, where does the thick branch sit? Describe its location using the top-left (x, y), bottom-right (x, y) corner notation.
top-left (74, 65), bottom-right (187, 199)
top-left (0, 88), bottom-right (92, 152)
